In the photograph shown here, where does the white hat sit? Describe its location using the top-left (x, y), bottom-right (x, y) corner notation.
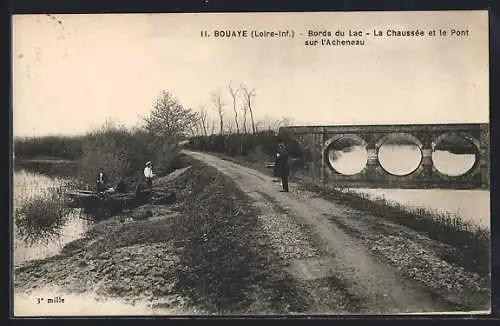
top-left (145, 161), bottom-right (152, 166)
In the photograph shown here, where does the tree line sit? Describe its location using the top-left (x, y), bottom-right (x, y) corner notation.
top-left (185, 81), bottom-right (299, 159)
top-left (14, 90), bottom-right (197, 188)
top-left (14, 83), bottom-right (301, 185)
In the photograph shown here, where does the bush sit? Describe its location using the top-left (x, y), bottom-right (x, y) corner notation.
top-left (77, 128), bottom-right (132, 189)
top-left (14, 135), bottom-right (84, 160)
top-left (14, 186), bottom-right (73, 245)
top-left (75, 123), bottom-right (181, 190)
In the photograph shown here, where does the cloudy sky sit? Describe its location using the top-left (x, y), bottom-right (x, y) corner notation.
top-left (12, 11), bottom-right (488, 137)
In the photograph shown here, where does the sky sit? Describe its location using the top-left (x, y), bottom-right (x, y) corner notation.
top-left (12, 11), bottom-right (489, 137)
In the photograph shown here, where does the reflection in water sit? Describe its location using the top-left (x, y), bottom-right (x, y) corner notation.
top-left (13, 210), bottom-right (90, 265)
top-left (13, 170), bottom-right (91, 266)
top-left (432, 136), bottom-right (477, 176)
top-left (352, 188), bottom-right (490, 229)
top-left (432, 151), bottom-right (476, 176)
top-left (328, 139), bottom-right (368, 175)
top-left (378, 144), bottom-right (422, 176)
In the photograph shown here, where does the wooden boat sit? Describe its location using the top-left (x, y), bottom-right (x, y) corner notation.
top-left (62, 168), bottom-right (186, 220)
top-left (64, 187), bottom-right (151, 219)
top-left (64, 186), bottom-right (175, 220)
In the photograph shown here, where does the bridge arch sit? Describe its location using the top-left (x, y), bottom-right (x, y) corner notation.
top-left (279, 123), bottom-right (489, 189)
top-left (376, 133), bottom-right (423, 177)
top-left (323, 134), bottom-right (368, 176)
top-left (431, 132), bottom-right (480, 178)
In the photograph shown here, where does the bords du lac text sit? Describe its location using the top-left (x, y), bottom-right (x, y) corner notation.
top-left (307, 29), bottom-right (469, 37)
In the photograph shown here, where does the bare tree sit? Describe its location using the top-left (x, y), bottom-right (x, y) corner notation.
top-left (254, 115), bottom-right (294, 134)
top-left (193, 116), bottom-right (202, 136)
top-left (258, 115), bottom-right (272, 131)
top-left (225, 119), bottom-right (235, 134)
top-left (254, 119), bottom-right (264, 133)
top-left (240, 103), bottom-right (248, 134)
top-left (198, 106), bottom-right (208, 136)
top-left (267, 116), bottom-right (294, 133)
top-left (188, 115), bottom-right (198, 136)
top-left (209, 118), bottom-right (217, 136)
top-left (211, 88), bottom-right (226, 135)
top-left (240, 85), bottom-right (257, 134)
top-left (274, 117), bottom-right (294, 133)
top-left (228, 81), bottom-right (240, 134)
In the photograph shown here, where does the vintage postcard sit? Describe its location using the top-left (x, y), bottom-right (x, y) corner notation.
top-left (11, 10), bottom-right (490, 316)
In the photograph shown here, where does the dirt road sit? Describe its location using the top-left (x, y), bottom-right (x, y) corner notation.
top-left (183, 150), bottom-right (468, 314)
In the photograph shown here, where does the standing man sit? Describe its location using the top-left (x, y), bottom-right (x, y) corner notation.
top-left (272, 142), bottom-right (281, 182)
top-left (144, 161), bottom-right (155, 189)
top-left (276, 141), bottom-right (290, 192)
top-left (96, 168), bottom-right (108, 193)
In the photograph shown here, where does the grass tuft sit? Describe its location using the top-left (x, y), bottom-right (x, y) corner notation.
top-left (14, 186), bottom-right (74, 245)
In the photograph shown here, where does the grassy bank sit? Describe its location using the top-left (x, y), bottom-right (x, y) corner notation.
top-left (167, 155), bottom-right (307, 313)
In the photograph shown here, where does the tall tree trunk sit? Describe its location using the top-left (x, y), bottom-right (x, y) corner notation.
top-left (233, 101), bottom-right (240, 134)
top-left (249, 107), bottom-right (256, 135)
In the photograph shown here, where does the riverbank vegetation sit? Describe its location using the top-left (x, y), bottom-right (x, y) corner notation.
top-left (13, 90), bottom-right (200, 244)
top-left (13, 171), bottom-right (74, 245)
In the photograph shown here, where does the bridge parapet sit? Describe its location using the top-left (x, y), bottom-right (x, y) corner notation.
top-left (279, 123), bottom-right (490, 189)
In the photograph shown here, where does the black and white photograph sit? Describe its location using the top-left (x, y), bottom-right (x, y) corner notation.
top-left (11, 11), bottom-right (491, 316)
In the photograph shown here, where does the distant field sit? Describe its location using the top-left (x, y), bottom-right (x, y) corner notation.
top-left (16, 157), bottom-right (76, 164)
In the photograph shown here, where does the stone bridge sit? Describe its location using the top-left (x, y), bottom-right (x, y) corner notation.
top-left (278, 123), bottom-right (490, 189)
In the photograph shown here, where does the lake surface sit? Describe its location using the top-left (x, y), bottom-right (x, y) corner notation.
top-left (377, 144), bottom-right (422, 176)
top-left (327, 143), bottom-right (489, 229)
top-left (351, 188), bottom-right (490, 229)
top-left (13, 170), bottom-right (92, 265)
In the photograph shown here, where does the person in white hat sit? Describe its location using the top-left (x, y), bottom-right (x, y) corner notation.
top-left (144, 161), bottom-right (155, 189)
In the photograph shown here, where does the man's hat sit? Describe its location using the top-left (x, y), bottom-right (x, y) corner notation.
top-left (145, 161), bottom-right (152, 166)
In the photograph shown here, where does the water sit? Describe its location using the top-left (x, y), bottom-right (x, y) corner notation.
top-left (352, 188), bottom-right (490, 229)
top-left (328, 142), bottom-right (489, 229)
top-left (328, 145), bottom-right (368, 175)
top-left (432, 150), bottom-right (476, 176)
top-left (378, 144), bottom-right (422, 176)
top-left (13, 170), bottom-right (91, 266)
